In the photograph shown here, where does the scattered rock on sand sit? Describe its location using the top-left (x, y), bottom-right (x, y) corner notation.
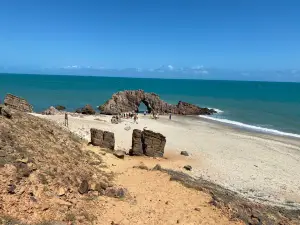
top-left (124, 126), bottom-right (131, 131)
top-left (7, 184), bottom-right (16, 194)
top-left (133, 162), bottom-right (149, 170)
top-left (57, 187), bottom-right (66, 196)
top-left (180, 151), bottom-right (189, 156)
top-left (105, 187), bottom-right (127, 198)
top-left (113, 150), bottom-right (126, 159)
top-left (183, 165), bottom-right (192, 171)
top-left (78, 180), bottom-right (89, 194)
top-left (152, 164), bottom-right (162, 171)
top-left (99, 181), bottom-right (109, 190)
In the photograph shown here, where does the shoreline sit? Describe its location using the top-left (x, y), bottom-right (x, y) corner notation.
top-left (32, 112), bottom-right (300, 209)
top-left (198, 114), bottom-right (300, 139)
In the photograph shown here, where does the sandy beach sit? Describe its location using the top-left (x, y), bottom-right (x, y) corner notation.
top-left (33, 113), bottom-right (300, 208)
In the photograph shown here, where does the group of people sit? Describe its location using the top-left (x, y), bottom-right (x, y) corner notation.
top-left (119, 111), bottom-right (139, 124)
top-left (63, 110), bottom-right (172, 128)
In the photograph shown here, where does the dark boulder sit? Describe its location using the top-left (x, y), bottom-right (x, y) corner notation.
top-left (129, 129), bottom-right (143, 156)
top-left (7, 184), bottom-right (16, 194)
top-left (180, 151), bottom-right (189, 156)
top-left (142, 130), bottom-right (166, 157)
top-left (130, 129), bottom-right (166, 157)
top-left (76, 104), bottom-right (96, 115)
top-left (105, 187), bottom-right (127, 198)
top-left (152, 164), bottom-right (162, 171)
top-left (78, 180), bottom-right (89, 194)
top-left (55, 105), bottom-right (66, 111)
top-left (113, 150), bottom-right (126, 159)
top-left (183, 165), bottom-right (192, 171)
top-left (103, 131), bottom-right (115, 150)
top-left (90, 129), bottom-right (115, 150)
top-left (176, 101), bottom-right (216, 115)
top-left (90, 128), bottom-right (104, 146)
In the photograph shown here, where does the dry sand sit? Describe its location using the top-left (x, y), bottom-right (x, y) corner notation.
top-left (33, 113), bottom-right (300, 208)
top-left (83, 145), bottom-right (244, 225)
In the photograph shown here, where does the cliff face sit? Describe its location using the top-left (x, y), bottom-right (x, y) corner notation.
top-left (4, 94), bottom-right (33, 113)
top-left (0, 111), bottom-right (113, 224)
top-left (99, 90), bottom-right (216, 115)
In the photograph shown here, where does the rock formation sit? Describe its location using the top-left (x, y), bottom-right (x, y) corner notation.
top-left (103, 131), bottom-right (115, 150)
top-left (4, 94), bottom-right (33, 112)
top-left (111, 115), bottom-right (121, 124)
top-left (130, 129), bottom-right (166, 157)
top-left (42, 106), bottom-right (60, 115)
top-left (0, 105), bottom-right (12, 119)
top-left (90, 128), bottom-right (115, 150)
top-left (130, 129), bottom-right (143, 156)
top-left (76, 104), bottom-right (96, 115)
top-left (55, 105), bottom-right (66, 111)
top-left (99, 90), bottom-right (216, 115)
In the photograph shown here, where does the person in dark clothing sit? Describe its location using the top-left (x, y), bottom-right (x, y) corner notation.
top-left (65, 113), bottom-right (68, 127)
top-left (169, 113), bottom-right (172, 120)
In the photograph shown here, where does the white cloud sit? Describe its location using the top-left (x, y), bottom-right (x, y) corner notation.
top-left (192, 65), bottom-right (204, 70)
top-left (167, 65), bottom-right (174, 70)
top-left (63, 65), bottom-right (80, 69)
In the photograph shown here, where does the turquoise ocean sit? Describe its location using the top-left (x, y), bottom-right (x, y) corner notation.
top-left (1, 73), bottom-right (300, 137)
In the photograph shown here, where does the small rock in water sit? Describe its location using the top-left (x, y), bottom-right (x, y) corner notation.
top-left (180, 151), bottom-right (189, 156)
top-left (113, 150), bottom-right (126, 159)
top-left (183, 165), bottom-right (192, 171)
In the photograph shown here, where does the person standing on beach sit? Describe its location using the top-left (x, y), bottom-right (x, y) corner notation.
top-left (65, 113), bottom-right (68, 127)
top-left (134, 114), bottom-right (139, 124)
top-left (169, 112), bottom-right (172, 120)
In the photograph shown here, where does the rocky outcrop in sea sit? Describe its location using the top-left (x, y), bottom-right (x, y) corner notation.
top-left (99, 90), bottom-right (216, 115)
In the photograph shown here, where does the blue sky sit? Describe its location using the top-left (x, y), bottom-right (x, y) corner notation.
top-left (1, 0), bottom-right (300, 80)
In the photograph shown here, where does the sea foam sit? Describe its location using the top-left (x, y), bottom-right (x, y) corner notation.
top-left (199, 115), bottom-right (300, 139)
top-left (213, 108), bottom-right (224, 113)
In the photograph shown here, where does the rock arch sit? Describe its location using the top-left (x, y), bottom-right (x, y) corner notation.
top-left (138, 99), bottom-right (152, 113)
top-left (99, 90), bottom-right (216, 115)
